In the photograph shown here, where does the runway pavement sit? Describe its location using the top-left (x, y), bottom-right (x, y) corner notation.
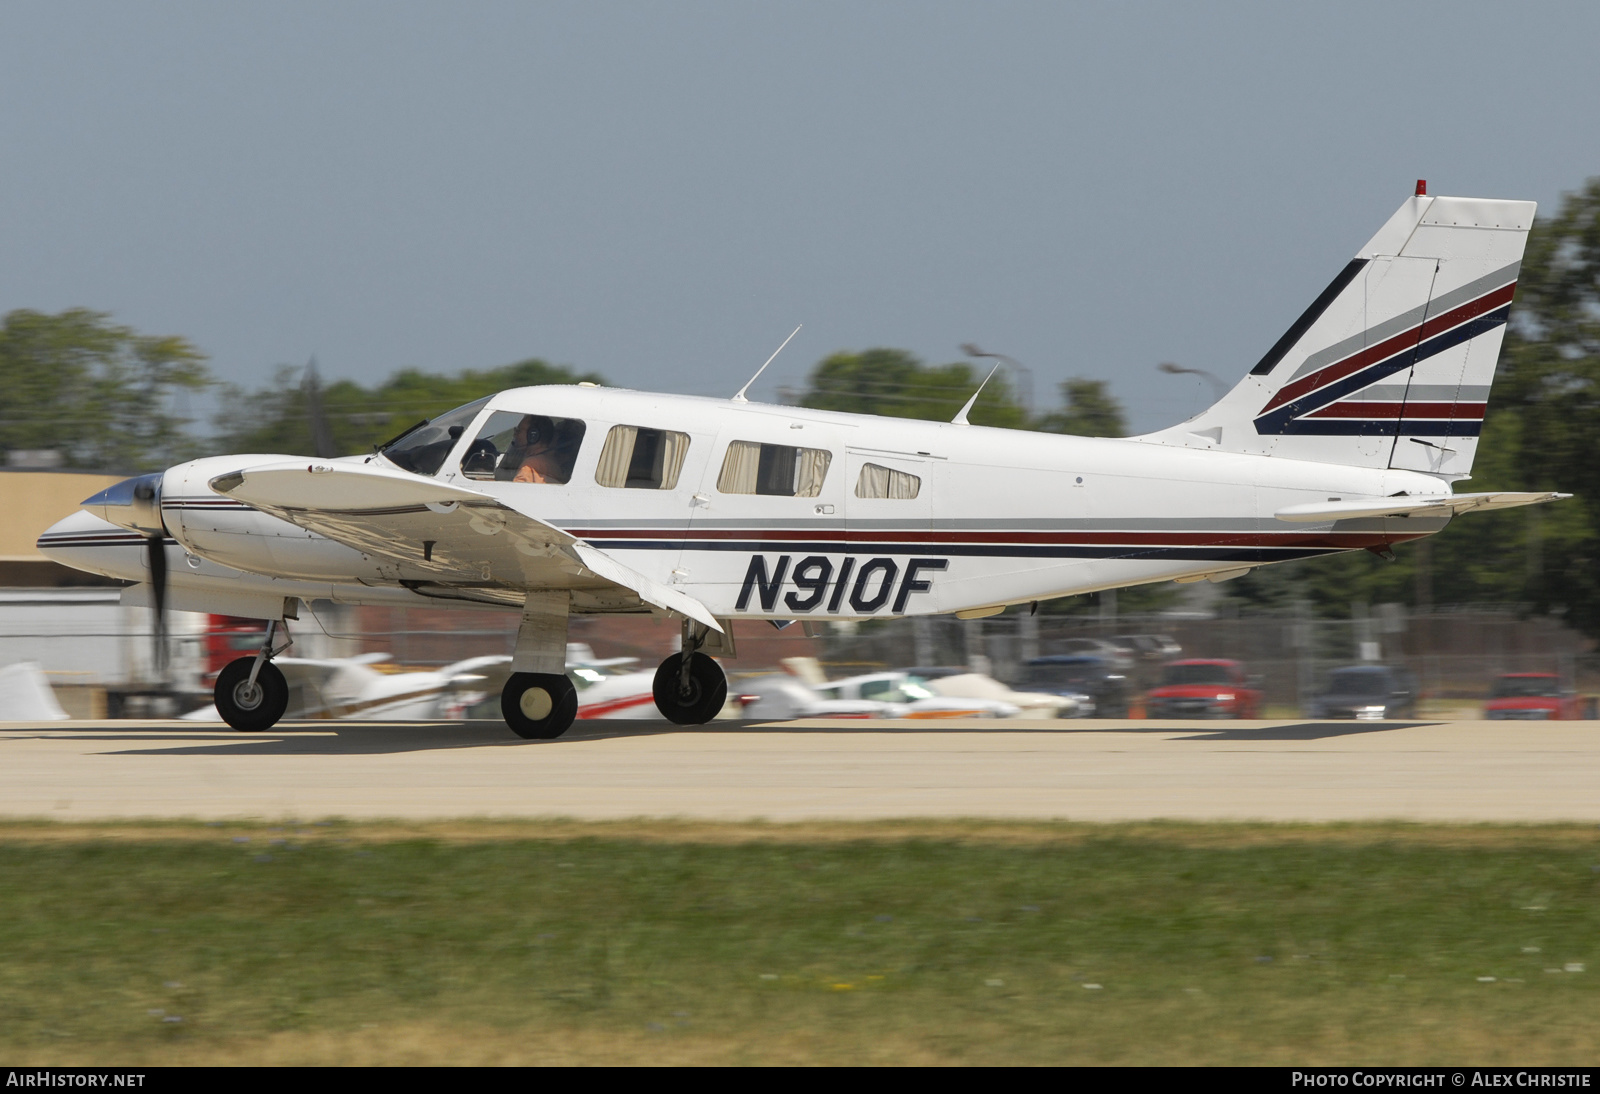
top-left (2, 717), bottom-right (1598, 823)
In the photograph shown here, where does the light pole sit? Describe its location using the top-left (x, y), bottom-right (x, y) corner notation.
top-left (960, 344), bottom-right (1033, 417)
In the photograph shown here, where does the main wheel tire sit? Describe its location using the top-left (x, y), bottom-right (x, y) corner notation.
top-left (215, 656), bottom-right (289, 732)
top-left (652, 652), bottom-right (727, 726)
top-left (502, 672), bottom-right (578, 739)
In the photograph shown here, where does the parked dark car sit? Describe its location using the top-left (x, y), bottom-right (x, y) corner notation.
top-left (1021, 655), bottom-right (1129, 718)
top-left (1305, 665), bottom-right (1418, 720)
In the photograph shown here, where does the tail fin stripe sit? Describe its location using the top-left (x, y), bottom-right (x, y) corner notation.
top-left (1249, 258), bottom-right (1369, 376)
top-left (1254, 302), bottom-right (1511, 434)
top-left (1271, 420), bottom-right (1483, 438)
top-left (1284, 260), bottom-right (1519, 384)
top-left (1306, 402), bottom-right (1485, 420)
top-left (1261, 282), bottom-right (1515, 414)
top-left (1354, 384), bottom-right (1490, 401)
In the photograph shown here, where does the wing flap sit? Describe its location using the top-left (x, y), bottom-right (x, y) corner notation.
top-left (570, 542), bottom-right (721, 633)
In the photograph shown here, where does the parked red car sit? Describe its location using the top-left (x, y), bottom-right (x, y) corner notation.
top-left (1144, 659), bottom-right (1263, 719)
top-left (1484, 673), bottom-right (1583, 721)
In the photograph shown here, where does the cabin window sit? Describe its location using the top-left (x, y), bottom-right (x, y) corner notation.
top-left (716, 441), bottom-right (831, 497)
top-left (459, 411), bottom-right (587, 484)
top-left (854, 463), bottom-right (921, 499)
top-left (380, 396), bottom-right (492, 477)
top-left (594, 425), bottom-right (691, 489)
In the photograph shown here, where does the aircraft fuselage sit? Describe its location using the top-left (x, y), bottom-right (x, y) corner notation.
top-left (44, 385), bottom-right (1453, 623)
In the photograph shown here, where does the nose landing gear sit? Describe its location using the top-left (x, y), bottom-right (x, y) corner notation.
top-left (216, 619), bottom-right (292, 731)
top-left (502, 672), bottom-right (578, 739)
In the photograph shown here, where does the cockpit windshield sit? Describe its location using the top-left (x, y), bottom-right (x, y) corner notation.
top-left (379, 398), bottom-right (491, 477)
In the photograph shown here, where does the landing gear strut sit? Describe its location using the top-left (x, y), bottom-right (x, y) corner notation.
top-left (215, 619), bottom-right (292, 731)
top-left (652, 623), bottom-right (727, 725)
top-left (502, 672), bottom-right (578, 739)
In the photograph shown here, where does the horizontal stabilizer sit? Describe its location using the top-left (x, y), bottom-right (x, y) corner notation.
top-left (1274, 491), bottom-right (1569, 523)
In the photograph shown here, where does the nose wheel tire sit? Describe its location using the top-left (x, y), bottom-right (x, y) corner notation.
top-left (652, 652), bottom-right (727, 725)
top-left (215, 657), bottom-right (289, 731)
top-left (502, 672), bottom-right (578, 739)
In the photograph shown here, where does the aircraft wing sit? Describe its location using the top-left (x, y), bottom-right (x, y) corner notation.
top-left (1274, 491), bottom-right (1570, 523)
top-left (210, 460), bottom-right (721, 632)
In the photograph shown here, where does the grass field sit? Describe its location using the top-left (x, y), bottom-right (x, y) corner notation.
top-left (1, 819), bottom-right (1597, 1065)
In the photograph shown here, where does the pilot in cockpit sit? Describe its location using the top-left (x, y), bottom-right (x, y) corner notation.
top-left (507, 414), bottom-right (565, 484)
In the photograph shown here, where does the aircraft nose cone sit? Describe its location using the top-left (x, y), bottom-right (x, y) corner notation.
top-left (82, 472), bottom-right (167, 534)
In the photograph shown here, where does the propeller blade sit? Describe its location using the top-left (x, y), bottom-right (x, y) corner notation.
top-left (146, 533), bottom-right (169, 682)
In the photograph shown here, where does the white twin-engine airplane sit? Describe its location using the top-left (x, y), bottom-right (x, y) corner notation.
top-left (39, 185), bottom-right (1567, 738)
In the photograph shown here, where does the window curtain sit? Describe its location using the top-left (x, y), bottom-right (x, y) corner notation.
top-left (795, 448), bottom-right (831, 497)
top-left (855, 463), bottom-right (891, 498)
top-left (717, 440), bottom-right (762, 493)
top-left (595, 425), bottom-right (637, 488)
top-left (656, 430), bottom-right (690, 489)
top-left (888, 467), bottom-right (920, 499)
top-left (854, 462), bottom-right (919, 499)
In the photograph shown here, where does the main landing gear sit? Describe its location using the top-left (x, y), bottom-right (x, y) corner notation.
top-left (216, 620), bottom-right (292, 731)
top-left (651, 623), bottom-right (727, 726)
top-left (495, 601), bottom-right (727, 740)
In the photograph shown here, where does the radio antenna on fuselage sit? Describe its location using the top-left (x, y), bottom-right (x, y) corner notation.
top-left (731, 325), bottom-right (802, 403)
top-left (951, 361), bottom-right (1003, 426)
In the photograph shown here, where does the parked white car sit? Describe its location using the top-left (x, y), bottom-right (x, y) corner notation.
top-left (814, 672), bottom-right (1020, 719)
top-left (1053, 638), bottom-right (1136, 673)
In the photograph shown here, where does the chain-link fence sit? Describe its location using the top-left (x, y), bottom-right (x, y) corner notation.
top-left (5, 592), bottom-right (1593, 718)
top-left (808, 607), bottom-right (1598, 710)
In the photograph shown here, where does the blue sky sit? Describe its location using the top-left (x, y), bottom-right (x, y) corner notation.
top-left (3, 1), bottom-right (1597, 432)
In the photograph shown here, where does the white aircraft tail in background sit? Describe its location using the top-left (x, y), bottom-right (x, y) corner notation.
top-left (1139, 184), bottom-right (1535, 480)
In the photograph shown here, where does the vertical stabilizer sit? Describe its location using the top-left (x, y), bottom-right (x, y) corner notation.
top-left (1136, 190), bottom-right (1536, 477)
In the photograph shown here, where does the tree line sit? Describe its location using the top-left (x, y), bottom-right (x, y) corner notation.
top-left (0, 319), bottom-right (1124, 465)
top-left (5, 177), bottom-right (1599, 631)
